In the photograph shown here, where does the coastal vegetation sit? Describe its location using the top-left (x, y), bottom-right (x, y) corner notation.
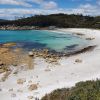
top-left (42, 79), bottom-right (100, 100)
top-left (0, 14), bottom-right (100, 29)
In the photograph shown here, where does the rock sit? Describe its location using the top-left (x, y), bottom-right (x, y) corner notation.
top-left (13, 70), bottom-right (18, 75)
top-left (12, 63), bottom-right (18, 66)
top-left (0, 25), bottom-right (35, 30)
top-left (86, 37), bottom-right (95, 40)
top-left (0, 69), bottom-right (5, 74)
top-left (75, 59), bottom-right (82, 63)
top-left (32, 49), bottom-right (35, 52)
top-left (1, 71), bottom-right (11, 82)
top-left (43, 49), bottom-right (49, 54)
top-left (45, 69), bottom-right (51, 72)
top-left (0, 65), bottom-right (11, 74)
top-left (28, 51), bottom-right (34, 57)
top-left (27, 96), bottom-right (34, 99)
top-left (28, 84), bottom-right (38, 91)
top-left (17, 89), bottom-right (23, 93)
top-left (0, 48), bottom-right (9, 54)
top-left (28, 80), bottom-right (32, 83)
top-left (0, 88), bottom-right (2, 91)
top-left (75, 33), bottom-right (84, 36)
top-left (11, 93), bottom-right (16, 97)
top-left (0, 61), bottom-right (4, 66)
top-left (2, 43), bottom-right (16, 48)
top-left (9, 88), bottom-right (13, 92)
top-left (13, 48), bottom-right (22, 52)
top-left (17, 78), bottom-right (26, 84)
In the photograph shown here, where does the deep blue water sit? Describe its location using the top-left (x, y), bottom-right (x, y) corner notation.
top-left (0, 30), bottom-right (88, 53)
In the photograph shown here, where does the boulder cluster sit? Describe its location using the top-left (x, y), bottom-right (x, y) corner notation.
top-left (28, 49), bottom-right (61, 63)
top-left (0, 60), bottom-right (11, 74)
top-left (0, 25), bottom-right (36, 30)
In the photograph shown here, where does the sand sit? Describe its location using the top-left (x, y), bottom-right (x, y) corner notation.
top-left (0, 28), bottom-right (100, 100)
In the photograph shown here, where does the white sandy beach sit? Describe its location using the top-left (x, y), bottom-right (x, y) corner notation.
top-left (0, 28), bottom-right (100, 100)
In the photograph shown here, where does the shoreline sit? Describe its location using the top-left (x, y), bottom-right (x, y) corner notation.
top-left (0, 28), bottom-right (100, 100)
top-left (37, 28), bottom-right (100, 98)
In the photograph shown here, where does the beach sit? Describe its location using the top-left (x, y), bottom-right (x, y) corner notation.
top-left (0, 28), bottom-right (100, 100)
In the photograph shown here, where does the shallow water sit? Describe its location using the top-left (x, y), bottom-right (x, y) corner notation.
top-left (0, 30), bottom-right (88, 53)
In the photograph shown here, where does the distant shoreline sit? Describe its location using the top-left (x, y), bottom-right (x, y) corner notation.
top-left (0, 25), bottom-right (39, 30)
top-left (0, 25), bottom-right (57, 30)
top-left (0, 25), bottom-right (99, 31)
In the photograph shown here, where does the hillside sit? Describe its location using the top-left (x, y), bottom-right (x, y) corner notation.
top-left (0, 19), bottom-right (8, 22)
top-left (0, 14), bottom-right (100, 29)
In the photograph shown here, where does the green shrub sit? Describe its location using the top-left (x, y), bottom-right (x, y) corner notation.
top-left (42, 80), bottom-right (100, 100)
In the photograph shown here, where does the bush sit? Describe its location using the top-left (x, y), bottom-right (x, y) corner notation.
top-left (42, 79), bottom-right (100, 100)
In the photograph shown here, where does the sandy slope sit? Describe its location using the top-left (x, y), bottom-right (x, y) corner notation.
top-left (0, 28), bottom-right (100, 100)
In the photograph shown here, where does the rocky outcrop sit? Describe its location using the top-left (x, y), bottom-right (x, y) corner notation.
top-left (2, 43), bottom-right (16, 48)
top-left (1, 71), bottom-right (11, 81)
top-left (28, 49), bottom-right (60, 63)
top-left (0, 60), bottom-right (11, 74)
top-left (27, 45), bottom-right (96, 64)
top-left (0, 25), bottom-right (36, 30)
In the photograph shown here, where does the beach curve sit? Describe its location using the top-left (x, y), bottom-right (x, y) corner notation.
top-left (0, 28), bottom-right (100, 100)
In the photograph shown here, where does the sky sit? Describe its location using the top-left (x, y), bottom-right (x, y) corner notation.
top-left (0, 0), bottom-right (100, 20)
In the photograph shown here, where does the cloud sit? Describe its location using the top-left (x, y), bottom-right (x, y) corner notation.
top-left (29, 0), bottom-right (58, 9)
top-left (41, 1), bottom-right (58, 9)
top-left (0, 3), bottom-right (99, 20)
top-left (72, 0), bottom-right (93, 1)
top-left (0, 0), bottom-right (32, 7)
top-left (0, 0), bottom-right (100, 19)
top-left (31, 0), bottom-right (44, 4)
top-left (78, 3), bottom-right (100, 15)
top-left (97, 0), bottom-right (100, 5)
top-left (0, 0), bottom-right (57, 9)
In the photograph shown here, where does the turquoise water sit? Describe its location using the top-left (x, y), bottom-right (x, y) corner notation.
top-left (0, 30), bottom-right (88, 53)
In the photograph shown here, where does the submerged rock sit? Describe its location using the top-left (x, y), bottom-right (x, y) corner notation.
top-left (86, 37), bottom-right (95, 40)
top-left (2, 43), bottom-right (16, 48)
top-left (75, 33), bottom-right (85, 36)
